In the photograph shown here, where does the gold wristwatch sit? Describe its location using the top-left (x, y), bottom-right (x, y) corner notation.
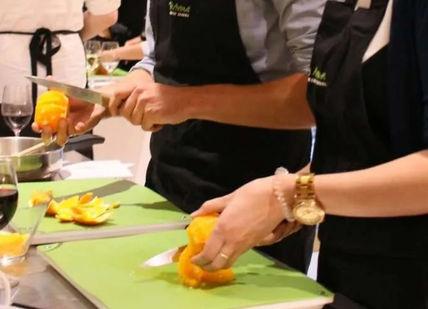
top-left (292, 173), bottom-right (325, 225)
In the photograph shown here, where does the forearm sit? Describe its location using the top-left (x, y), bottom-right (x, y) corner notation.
top-left (80, 11), bottom-right (118, 41)
top-left (187, 73), bottom-right (315, 129)
top-left (316, 150), bottom-right (428, 217)
top-left (106, 69), bottom-right (152, 92)
top-left (108, 45), bottom-right (144, 61)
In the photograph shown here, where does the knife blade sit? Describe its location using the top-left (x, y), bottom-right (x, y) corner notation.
top-left (141, 245), bottom-right (187, 268)
top-left (26, 75), bottom-right (110, 107)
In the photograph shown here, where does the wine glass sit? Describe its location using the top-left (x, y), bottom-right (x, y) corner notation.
top-left (100, 41), bottom-right (120, 74)
top-left (1, 85), bottom-right (33, 137)
top-left (0, 159), bottom-right (18, 230)
top-left (84, 40), bottom-right (101, 76)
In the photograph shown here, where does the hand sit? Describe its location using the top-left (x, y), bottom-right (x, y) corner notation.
top-left (32, 98), bottom-right (107, 145)
top-left (114, 82), bottom-right (193, 131)
top-left (190, 175), bottom-right (296, 272)
top-left (256, 221), bottom-right (302, 247)
top-left (99, 50), bottom-right (118, 62)
top-left (32, 81), bottom-right (137, 145)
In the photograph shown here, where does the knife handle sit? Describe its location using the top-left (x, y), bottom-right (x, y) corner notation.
top-left (101, 95), bottom-right (111, 108)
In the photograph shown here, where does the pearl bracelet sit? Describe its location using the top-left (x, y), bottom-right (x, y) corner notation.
top-left (272, 167), bottom-right (295, 222)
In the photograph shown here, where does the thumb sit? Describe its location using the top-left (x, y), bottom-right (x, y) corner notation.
top-left (191, 193), bottom-right (234, 218)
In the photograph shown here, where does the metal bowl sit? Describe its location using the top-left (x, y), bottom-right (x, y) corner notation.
top-left (0, 135), bottom-right (105, 181)
top-left (0, 137), bottom-right (63, 181)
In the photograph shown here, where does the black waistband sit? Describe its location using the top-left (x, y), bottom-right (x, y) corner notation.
top-left (0, 30), bottom-right (77, 35)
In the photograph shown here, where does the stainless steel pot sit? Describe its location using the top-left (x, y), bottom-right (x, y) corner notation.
top-left (0, 135), bottom-right (105, 181)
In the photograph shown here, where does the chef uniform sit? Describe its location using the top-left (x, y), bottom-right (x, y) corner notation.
top-left (307, 0), bottom-right (428, 307)
top-left (0, 0), bottom-right (120, 137)
top-left (134, 0), bottom-right (325, 272)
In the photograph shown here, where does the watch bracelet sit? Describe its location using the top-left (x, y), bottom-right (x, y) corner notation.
top-left (294, 173), bottom-right (316, 200)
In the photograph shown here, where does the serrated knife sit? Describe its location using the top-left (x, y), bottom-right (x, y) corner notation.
top-left (26, 75), bottom-right (110, 107)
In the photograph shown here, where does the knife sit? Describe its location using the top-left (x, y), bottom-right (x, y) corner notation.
top-left (26, 75), bottom-right (110, 107)
top-left (141, 245), bottom-right (187, 268)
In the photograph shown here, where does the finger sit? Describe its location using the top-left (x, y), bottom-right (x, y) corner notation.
top-left (75, 107), bottom-right (105, 134)
top-left (32, 122), bottom-right (42, 133)
top-left (257, 228), bottom-right (287, 247)
top-left (56, 118), bottom-right (68, 146)
top-left (141, 106), bottom-right (158, 131)
top-left (191, 230), bottom-right (225, 267)
top-left (256, 222), bottom-right (296, 247)
top-left (190, 193), bottom-right (233, 217)
top-left (201, 243), bottom-right (243, 272)
top-left (41, 126), bottom-right (53, 144)
top-left (130, 99), bottom-right (145, 125)
top-left (109, 89), bottom-right (134, 117)
top-left (119, 89), bottom-right (140, 120)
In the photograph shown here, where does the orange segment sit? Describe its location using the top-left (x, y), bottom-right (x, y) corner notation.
top-left (29, 190), bottom-right (52, 207)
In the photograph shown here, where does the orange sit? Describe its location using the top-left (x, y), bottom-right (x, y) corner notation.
top-left (0, 232), bottom-right (29, 257)
top-left (34, 90), bottom-right (69, 132)
top-left (178, 215), bottom-right (235, 287)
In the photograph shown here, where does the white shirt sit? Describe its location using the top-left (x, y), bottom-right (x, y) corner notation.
top-left (0, 0), bottom-right (121, 32)
top-left (0, 0), bottom-right (120, 92)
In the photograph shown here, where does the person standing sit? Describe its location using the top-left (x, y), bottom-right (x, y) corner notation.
top-left (0, 0), bottom-right (120, 137)
top-left (190, 0), bottom-right (428, 308)
top-left (40, 0), bottom-right (326, 272)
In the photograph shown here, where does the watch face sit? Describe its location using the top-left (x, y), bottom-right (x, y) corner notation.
top-left (293, 200), bottom-right (325, 225)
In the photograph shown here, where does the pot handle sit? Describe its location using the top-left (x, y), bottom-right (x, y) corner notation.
top-left (64, 134), bottom-right (105, 152)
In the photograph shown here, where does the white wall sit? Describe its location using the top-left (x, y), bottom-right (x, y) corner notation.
top-left (93, 117), bottom-right (151, 184)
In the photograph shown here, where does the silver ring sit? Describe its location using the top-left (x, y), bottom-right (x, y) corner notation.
top-left (219, 252), bottom-right (229, 260)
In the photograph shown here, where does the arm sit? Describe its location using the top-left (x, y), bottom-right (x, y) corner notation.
top-left (80, 10), bottom-right (118, 41)
top-left (99, 42), bottom-right (144, 62)
top-left (190, 150), bottom-right (428, 271)
top-left (316, 150), bottom-right (428, 217)
top-left (180, 74), bottom-right (314, 130)
top-left (128, 0), bottom-right (324, 131)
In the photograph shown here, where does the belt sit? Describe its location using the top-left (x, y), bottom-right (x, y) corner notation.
top-left (0, 28), bottom-right (79, 104)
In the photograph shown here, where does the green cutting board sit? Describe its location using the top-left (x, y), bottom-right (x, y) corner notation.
top-left (17, 178), bottom-right (186, 234)
top-left (38, 230), bottom-right (333, 309)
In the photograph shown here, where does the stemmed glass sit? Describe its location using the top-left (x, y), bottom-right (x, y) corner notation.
top-left (84, 40), bottom-right (102, 76)
top-left (0, 159), bottom-right (18, 231)
top-left (1, 85), bottom-right (33, 137)
top-left (100, 41), bottom-right (120, 74)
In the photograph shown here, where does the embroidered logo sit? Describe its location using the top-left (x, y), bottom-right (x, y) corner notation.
top-left (169, 1), bottom-right (191, 18)
top-left (308, 67), bottom-right (327, 87)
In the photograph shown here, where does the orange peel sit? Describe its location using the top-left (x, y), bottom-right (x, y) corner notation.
top-left (30, 191), bottom-right (119, 226)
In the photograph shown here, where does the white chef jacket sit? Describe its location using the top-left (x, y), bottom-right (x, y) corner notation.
top-left (0, 0), bottom-right (120, 95)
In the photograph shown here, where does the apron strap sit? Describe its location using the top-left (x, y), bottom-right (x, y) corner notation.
top-left (28, 28), bottom-right (62, 104)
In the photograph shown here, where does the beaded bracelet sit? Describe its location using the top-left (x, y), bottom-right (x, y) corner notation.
top-left (272, 167), bottom-right (295, 222)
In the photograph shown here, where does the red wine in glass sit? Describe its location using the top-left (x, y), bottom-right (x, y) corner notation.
top-left (0, 187), bottom-right (18, 229)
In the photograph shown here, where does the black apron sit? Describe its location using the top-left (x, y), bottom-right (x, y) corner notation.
top-left (307, 0), bottom-right (428, 308)
top-left (0, 28), bottom-right (77, 137)
top-left (146, 0), bottom-right (314, 271)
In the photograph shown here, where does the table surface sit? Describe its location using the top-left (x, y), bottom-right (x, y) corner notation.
top-left (7, 151), bottom-right (97, 309)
